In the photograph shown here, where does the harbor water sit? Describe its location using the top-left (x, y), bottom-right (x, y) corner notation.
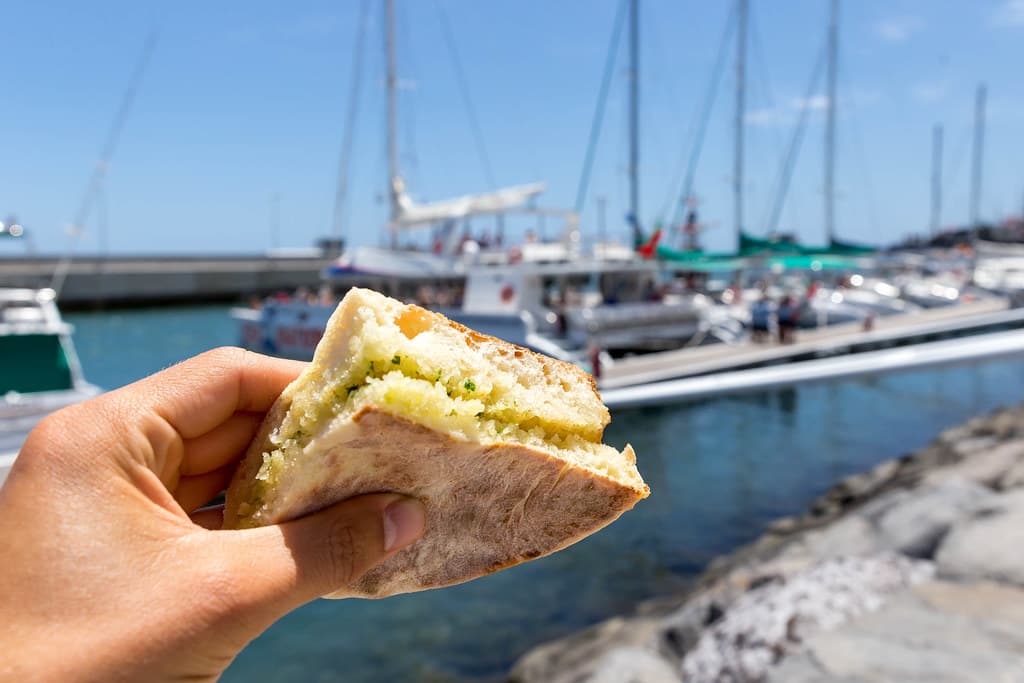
top-left (65, 305), bottom-right (1024, 682)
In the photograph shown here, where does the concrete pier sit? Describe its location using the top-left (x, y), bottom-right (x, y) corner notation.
top-left (0, 254), bottom-right (335, 308)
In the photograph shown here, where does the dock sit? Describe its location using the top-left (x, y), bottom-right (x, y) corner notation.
top-left (0, 254), bottom-right (335, 309)
top-left (599, 298), bottom-right (1016, 389)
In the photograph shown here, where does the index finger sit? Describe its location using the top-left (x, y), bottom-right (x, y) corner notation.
top-left (117, 347), bottom-right (306, 440)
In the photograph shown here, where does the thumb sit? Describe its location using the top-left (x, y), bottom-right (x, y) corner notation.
top-left (218, 493), bottom-right (425, 623)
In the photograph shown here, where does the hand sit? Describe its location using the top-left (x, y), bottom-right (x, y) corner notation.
top-left (0, 347), bottom-right (425, 682)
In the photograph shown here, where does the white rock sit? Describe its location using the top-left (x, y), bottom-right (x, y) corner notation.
top-left (766, 580), bottom-right (1024, 682)
top-left (924, 440), bottom-right (1024, 488)
top-left (586, 647), bottom-right (681, 683)
top-left (872, 479), bottom-right (994, 557)
top-left (935, 492), bottom-right (1024, 585)
top-left (680, 554), bottom-right (933, 683)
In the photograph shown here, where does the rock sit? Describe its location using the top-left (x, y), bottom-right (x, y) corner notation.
top-left (766, 580), bottom-right (1024, 683)
top-left (922, 439), bottom-right (1024, 488)
top-left (935, 491), bottom-right (1024, 585)
top-left (986, 410), bottom-right (1024, 439)
top-left (680, 555), bottom-right (932, 683)
top-left (584, 647), bottom-right (681, 683)
top-left (798, 515), bottom-right (880, 559)
top-left (951, 435), bottom-right (1000, 457)
top-left (998, 459), bottom-right (1024, 490)
top-left (871, 479), bottom-right (994, 557)
top-left (507, 617), bottom-right (664, 683)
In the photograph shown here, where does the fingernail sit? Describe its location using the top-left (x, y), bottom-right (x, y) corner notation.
top-left (383, 498), bottom-right (425, 552)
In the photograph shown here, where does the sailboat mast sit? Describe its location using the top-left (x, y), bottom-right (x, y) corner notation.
top-left (734, 0), bottom-right (747, 247)
top-left (628, 0), bottom-right (640, 243)
top-left (930, 124), bottom-right (943, 236)
top-left (824, 0), bottom-right (838, 244)
top-left (385, 0), bottom-right (400, 238)
top-left (969, 82), bottom-right (987, 227)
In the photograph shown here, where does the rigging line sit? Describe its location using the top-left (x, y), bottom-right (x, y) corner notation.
top-left (643, 0), bottom-right (687, 221)
top-left (396, 0), bottom-right (420, 187)
top-left (943, 124), bottom-right (973, 206)
top-left (434, 0), bottom-right (496, 188)
top-left (667, 4), bottom-right (737, 230)
top-left (838, 61), bottom-right (883, 242)
top-left (51, 30), bottom-right (158, 296)
top-left (748, 7), bottom-right (787, 231)
top-left (574, 0), bottom-right (628, 215)
top-left (331, 0), bottom-right (372, 242)
top-left (764, 41), bottom-right (826, 237)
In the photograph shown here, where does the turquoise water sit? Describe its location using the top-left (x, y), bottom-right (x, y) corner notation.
top-left (66, 305), bottom-right (1024, 682)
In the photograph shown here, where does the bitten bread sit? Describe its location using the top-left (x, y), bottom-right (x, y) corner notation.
top-left (223, 287), bottom-right (648, 598)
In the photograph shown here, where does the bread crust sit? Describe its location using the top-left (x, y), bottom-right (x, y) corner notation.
top-left (223, 406), bottom-right (646, 598)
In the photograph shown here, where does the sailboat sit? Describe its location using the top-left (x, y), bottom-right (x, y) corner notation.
top-left (657, 0), bottom-right (874, 269)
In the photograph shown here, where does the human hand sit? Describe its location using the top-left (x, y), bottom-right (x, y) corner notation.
top-left (0, 347), bottom-right (426, 682)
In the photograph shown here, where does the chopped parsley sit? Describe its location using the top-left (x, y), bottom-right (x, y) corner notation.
top-left (392, 354), bottom-right (402, 365)
top-left (463, 379), bottom-right (476, 392)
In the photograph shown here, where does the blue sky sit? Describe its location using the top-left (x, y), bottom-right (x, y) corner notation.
top-left (1, 0), bottom-right (1023, 256)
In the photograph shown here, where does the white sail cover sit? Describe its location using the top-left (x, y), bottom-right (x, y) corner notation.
top-left (393, 179), bottom-right (546, 227)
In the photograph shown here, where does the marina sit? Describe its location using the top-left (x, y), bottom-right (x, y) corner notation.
top-left (2, 0), bottom-right (1024, 681)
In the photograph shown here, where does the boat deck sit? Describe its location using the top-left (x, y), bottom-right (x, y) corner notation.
top-left (598, 298), bottom-right (1016, 389)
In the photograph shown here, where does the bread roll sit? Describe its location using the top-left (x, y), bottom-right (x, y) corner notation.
top-left (223, 287), bottom-right (648, 598)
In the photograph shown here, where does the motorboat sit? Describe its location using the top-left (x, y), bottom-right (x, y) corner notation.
top-left (0, 288), bottom-right (101, 487)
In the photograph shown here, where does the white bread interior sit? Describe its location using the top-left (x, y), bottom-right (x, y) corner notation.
top-left (231, 288), bottom-right (645, 523)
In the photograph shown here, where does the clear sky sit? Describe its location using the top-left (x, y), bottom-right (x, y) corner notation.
top-left (1, 0), bottom-right (1023, 256)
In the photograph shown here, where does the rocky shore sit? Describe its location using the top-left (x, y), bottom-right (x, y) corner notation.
top-left (510, 404), bottom-right (1024, 682)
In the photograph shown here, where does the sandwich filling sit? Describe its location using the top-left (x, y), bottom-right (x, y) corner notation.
top-left (241, 289), bottom-right (643, 519)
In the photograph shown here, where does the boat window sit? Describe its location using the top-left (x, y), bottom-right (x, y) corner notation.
top-left (0, 333), bottom-right (74, 393)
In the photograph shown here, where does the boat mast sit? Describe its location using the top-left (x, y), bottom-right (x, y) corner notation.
top-left (930, 124), bottom-right (943, 236)
top-left (824, 0), bottom-right (838, 245)
top-left (969, 82), bottom-right (987, 227)
top-left (628, 0), bottom-right (641, 244)
top-left (385, 0), bottom-right (400, 246)
top-left (734, 0), bottom-right (747, 248)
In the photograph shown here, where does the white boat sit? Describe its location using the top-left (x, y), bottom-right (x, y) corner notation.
top-left (0, 288), bottom-right (101, 487)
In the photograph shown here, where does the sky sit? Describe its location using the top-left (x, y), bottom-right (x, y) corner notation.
top-left (1, 0), bottom-right (1023, 256)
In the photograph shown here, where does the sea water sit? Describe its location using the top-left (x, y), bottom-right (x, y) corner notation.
top-left (65, 305), bottom-right (1024, 682)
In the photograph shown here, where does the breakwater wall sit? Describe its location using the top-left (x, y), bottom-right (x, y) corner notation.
top-left (0, 255), bottom-right (334, 309)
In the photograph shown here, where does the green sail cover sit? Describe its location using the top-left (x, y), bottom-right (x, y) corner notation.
top-left (827, 238), bottom-right (876, 255)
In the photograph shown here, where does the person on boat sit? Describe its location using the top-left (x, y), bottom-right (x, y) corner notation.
top-left (0, 348), bottom-right (426, 681)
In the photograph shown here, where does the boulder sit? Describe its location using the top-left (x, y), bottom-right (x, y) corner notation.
top-left (507, 617), bottom-right (664, 683)
top-left (798, 515), bottom-right (880, 559)
top-left (871, 479), bottom-right (994, 557)
top-left (585, 647), bottom-right (681, 683)
top-left (922, 440), bottom-right (1024, 488)
top-left (767, 580), bottom-right (1024, 682)
top-left (998, 459), bottom-right (1024, 490)
top-left (935, 490), bottom-right (1024, 585)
